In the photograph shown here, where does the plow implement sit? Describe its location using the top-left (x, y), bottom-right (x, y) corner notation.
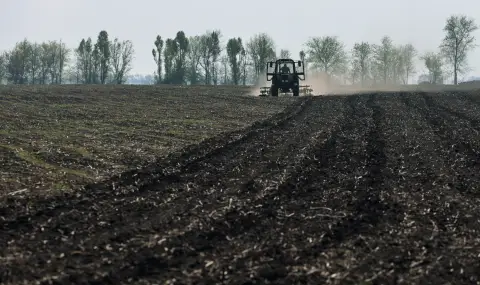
top-left (259, 85), bottom-right (313, 96)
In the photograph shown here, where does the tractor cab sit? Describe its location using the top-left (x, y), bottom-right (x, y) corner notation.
top-left (278, 62), bottom-right (294, 74)
top-left (266, 59), bottom-right (304, 79)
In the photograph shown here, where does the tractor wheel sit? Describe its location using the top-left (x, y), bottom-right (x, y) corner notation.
top-left (271, 86), bottom-right (278, 97)
top-left (293, 87), bottom-right (300, 97)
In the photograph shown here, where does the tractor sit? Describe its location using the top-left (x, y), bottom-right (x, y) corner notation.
top-left (259, 58), bottom-right (312, 97)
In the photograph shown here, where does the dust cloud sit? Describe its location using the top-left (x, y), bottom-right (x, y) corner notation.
top-left (247, 70), bottom-right (480, 97)
top-left (303, 71), bottom-right (430, 95)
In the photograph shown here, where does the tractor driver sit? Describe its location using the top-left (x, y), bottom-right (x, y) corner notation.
top-left (280, 63), bottom-right (291, 74)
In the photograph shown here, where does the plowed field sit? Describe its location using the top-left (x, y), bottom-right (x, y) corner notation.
top-left (1, 87), bottom-right (480, 284)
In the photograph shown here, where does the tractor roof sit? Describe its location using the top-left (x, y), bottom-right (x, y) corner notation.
top-left (276, 58), bottom-right (295, 63)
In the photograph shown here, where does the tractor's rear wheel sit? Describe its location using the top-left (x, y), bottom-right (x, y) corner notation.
top-left (293, 86), bottom-right (300, 97)
top-left (271, 86), bottom-right (278, 97)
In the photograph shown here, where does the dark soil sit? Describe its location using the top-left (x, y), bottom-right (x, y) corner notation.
top-left (0, 85), bottom-right (293, 195)
top-left (1, 91), bottom-right (480, 284)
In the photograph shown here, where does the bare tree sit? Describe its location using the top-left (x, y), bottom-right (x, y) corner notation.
top-left (220, 55), bottom-right (229, 84)
top-left (279, 49), bottom-right (291, 58)
top-left (186, 35), bottom-right (203, 84)
top-left (56, 40), bottom-right (70, 84)
top-left (299, 50), bottom-right (305, 61)
top-left (96, 31), bottom-right (110, 84)
top-left (239, 47), bottom-right (249, 85)
top-left (153, 32), bottom-right (191, 85)
top-left (400, 44), bottom-right (417, 84)
top-left (5, 39), bottom-right (31, 84)
top-left (299, 50), bottom-right (307, 71)
top-left (211, 30), bottom-right (223, 85)
top-left (226, 37), bottom-right (243, 85)
top-left (0, 39), bottom-right (67, 85)
top-left (304, 36), bottom-right (347, 76)
top-left (163, 38), bottom-right (176, 84)
top-left (75, 37), bottom-right (102, 84)
top-left (75, 38), bottom-right (92, 83)
top-left (110, 38), bottom-right (134, 84)
top-left (38, 43), bottom-right (50, 84)
top-left (28, 43), bottom-right (41, 84)
top-left (0, 53), bottom-right (6, 83)
top-left (33, 41), bottom-right (69, 84)
top-left (352, 42), bottom-right (372, 85)
top-left (199, 34), bottom-right (212, 84)
top-left (199, 30), bottom-right (221, 85)
top-left (48, 41), bottom-right (59, 84)
top-left (440, 15), bottom-right (478, 84)
top-left (372, 36), bottom-right (394, 84)
top-left (348, 59), bottom-right (361, 84)
top-left (390, 46), bottom-right (405, 84)
top-left (152, 35), bottom-right (164, 84)
top-left (422, 52), bottom-right (444, 84)
top-left (246, 33), bottom-right (276, 80)
top-left (63, 66), bottom-right (80, 84)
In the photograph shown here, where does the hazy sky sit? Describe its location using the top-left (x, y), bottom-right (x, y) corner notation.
top-left (2, 0), bottom-right (480, 81)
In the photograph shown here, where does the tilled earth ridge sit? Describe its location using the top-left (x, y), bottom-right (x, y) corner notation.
top-left (1, 92), bottom-right (480, 284)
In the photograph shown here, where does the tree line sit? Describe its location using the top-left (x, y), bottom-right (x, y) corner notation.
top-left (0, 31), bottom-right (134, 85)
top-left (0, 14), bottom-right (477, 86)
